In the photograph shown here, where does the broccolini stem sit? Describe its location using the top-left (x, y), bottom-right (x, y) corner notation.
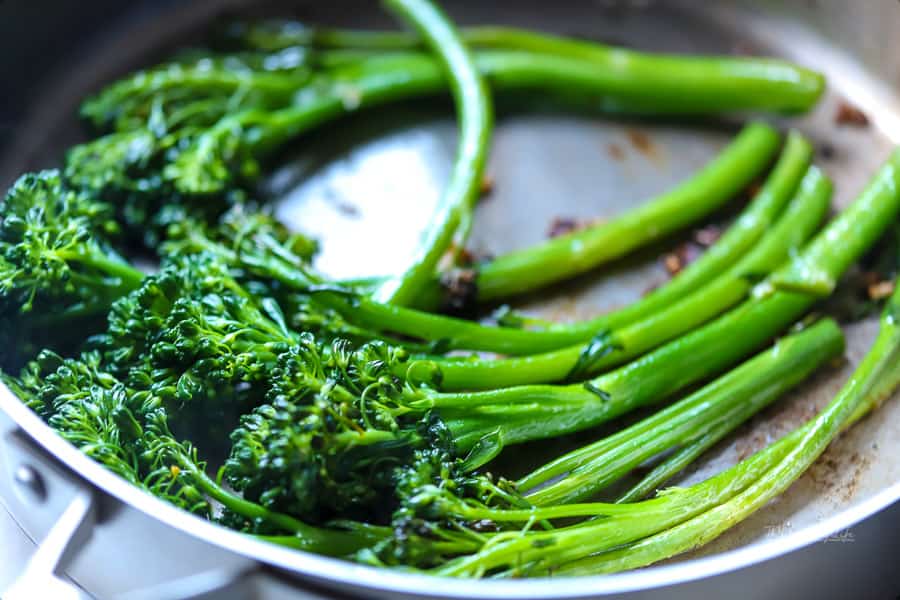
top-left (519, 318), bottom-right (842, 505)
top-left (312, 290), bottom-right (586, 355)
top-left (430, 149), bottom-right (900, 452)
top-left (556, 278), bottom-right (900, 576)
top-left (228, 22), bottom-right (825, 114)
top-left (434, 427), bottom-right (801, 577)
top-left (317, 126), bottom-right (803, 356)
top-left (373, 0), bottom-right (492, 306)
top-left (616, 383), bottom-right (776, 503)
top-left (436, 163), bottom-right (829, 389)
top-left (433, 294), bottom-right (810, 451)
top-left (555, 131), bottom-right (810, 341)
top-left (54, 246), bottom-right (145, 292)
top-left (771, 149), bottom-right (900, 296)
top-left (472, 123), bottom-right (780, 301)
top-left (187, 463), bottom-right (385, 556)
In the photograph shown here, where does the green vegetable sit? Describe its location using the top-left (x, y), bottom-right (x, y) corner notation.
top-left (318, 124), bottom-right (793, 354)
top-left (556, 279), bottom-right (900, 575)
top-left (399, 318), bottom-right (842, 521)
top-left (518, 319), bottom-right (842, 505)
top-left (374, 0), bottom-right (492, 307)
top-left (426, 147), bottom-right (900, 577)
top-left (224, 21), bottom-right (826, 115)
top-left (81, 51), bottom-right (313, 133)
top-left (3, 348), bottom-right (391, 557)
top-left (0, 171), bottom-right (143, 367)
top-left (469, 123), bottom-right (781, 301)
top-left (9, 0), bottom-right (900, 579)
top-left (435, 161), bottom-right (828, 389)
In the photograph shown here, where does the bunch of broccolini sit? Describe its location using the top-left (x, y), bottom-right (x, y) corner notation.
top-left (2, 0), bottom-right (900, 579)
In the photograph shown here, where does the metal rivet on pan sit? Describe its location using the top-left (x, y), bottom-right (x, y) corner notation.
top-left (13, 464), bottom-right (46, 503)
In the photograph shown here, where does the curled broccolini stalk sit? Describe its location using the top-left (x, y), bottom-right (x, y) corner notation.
top-left (373, 0), bottom-right (492, 306)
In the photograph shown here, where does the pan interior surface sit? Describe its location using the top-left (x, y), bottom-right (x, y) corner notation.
top-left (1, 1), bottom-right (899, 597)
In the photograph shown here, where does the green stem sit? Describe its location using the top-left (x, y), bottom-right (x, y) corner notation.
top-left (229, 22), bottom-right (825, 114)
top-left (317, 127), bottom-right (803, 356)
top-left (429, 148), bottom-right (900, 453)
top-left (434, 429), bottom-right (801, 577)
top-left (520, 318), bottom-right (842, 505)
top-left (556, 282), bottom-right (900, 576)
top-left (432, 292), bottom-right (805, 451)
top-left (188, 463), bottom-right (383, 556)
top-left (431, 147), bottom-right (900, 578)
top-left (436, 162), bottom-right (827, 390)
top-left (565, 164), bottom-right (830, 376)
top-left (616, 384), bottom-right (776, 503)
top-left (373, 0), bottom-right (492, 307)
top-left (431, 496), bottom-right (651, 524)
top-left (56, 245), bottom-right (145, 292)
top-left (472, 123), bottom-right (780, 301)
top-left (771, 150), bottom-right (900, 295)
top-left (312, 291), bottom-right (585, 356)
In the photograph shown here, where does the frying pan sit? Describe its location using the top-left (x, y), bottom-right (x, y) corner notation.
top-left (1, 1), bottom-right (899, 598)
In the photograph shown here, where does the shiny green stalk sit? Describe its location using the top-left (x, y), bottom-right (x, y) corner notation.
top-left (374, 0), bottom-right (492, 306)
top-left (437, 161), bottom-right (827, 390)
top-left (556, 279), bottom-right (900, 576)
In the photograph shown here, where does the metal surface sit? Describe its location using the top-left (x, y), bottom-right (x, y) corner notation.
top-left (0, 1), bottom-right (899, 598)
top-left (5, 490), bottom-right (94, 599)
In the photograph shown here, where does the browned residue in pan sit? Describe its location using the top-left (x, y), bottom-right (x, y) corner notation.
top-left (626, 128), bottom-right (659, 161)
top-left (835, 100), bottom-right (870, 127)
top-left (867, 279), bottom-right (895, 301)
top-left (662, 241), bottom-right (704, 277)
top-left (607, 142), bottom-right (625, 161)
top-left (547, 217), bottom-right (581, 239)
top-left (694, 225), bottom-right (722, 247)
top-left (479, 173), bottom-right (495, 198)
top-left (808, 448), bottom-right (872, 504)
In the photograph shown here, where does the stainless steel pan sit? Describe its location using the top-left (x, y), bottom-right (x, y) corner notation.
top-left (1, 1), bottom-right (899, 598)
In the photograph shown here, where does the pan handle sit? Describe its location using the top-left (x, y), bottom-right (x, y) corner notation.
top-left (3, 488), bottom-right (95, 600)
top-left (1, 429), bottom-right (96, 599)
top-left (0, 423), bottom-right (334, 600)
